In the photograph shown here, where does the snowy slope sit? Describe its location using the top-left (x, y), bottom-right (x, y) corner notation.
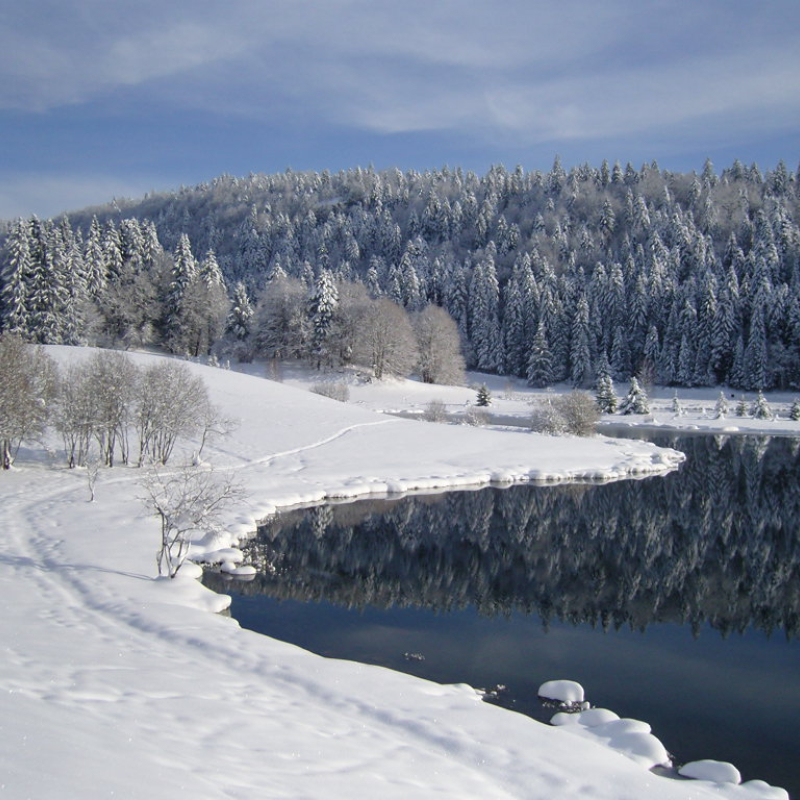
top-left (0, 347), bottom-right (788, 799)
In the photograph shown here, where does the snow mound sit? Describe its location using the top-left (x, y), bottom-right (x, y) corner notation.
top-left (538, 679), bottom-right (585, 704)
top-left (679, 760), bottom-right (741, 784)
top-left (550, 709), bottom-right (670, 770)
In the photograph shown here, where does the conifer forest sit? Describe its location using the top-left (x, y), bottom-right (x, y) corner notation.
top-left (2, 157), bottom-right (800, 391)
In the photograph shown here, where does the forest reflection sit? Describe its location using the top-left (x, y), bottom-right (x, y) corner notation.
top-left (212, 435), bottom-right (800, 639)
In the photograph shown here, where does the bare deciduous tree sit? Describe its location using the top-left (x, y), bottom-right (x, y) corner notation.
top-left (414, 305), bottom-right (466, 385)
top-left (139, 465), bottom-right (244, 578)
top-left (85, 350), bottom-right (139, 466)
top-left (0, 334), bottom-right (57, 469)
top-left (353, 297), bottom-right (418, 379)
top-left (135, 361), bottom-right (211, 465)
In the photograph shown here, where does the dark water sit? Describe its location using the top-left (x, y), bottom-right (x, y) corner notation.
top-left (204, 434), bottom-right (800, 795)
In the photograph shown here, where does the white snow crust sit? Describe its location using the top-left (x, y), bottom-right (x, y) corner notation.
top-left (0, 347), bottom-right (791, 800)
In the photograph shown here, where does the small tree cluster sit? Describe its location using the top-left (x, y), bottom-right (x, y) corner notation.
top-left (55, 353), bottom-right (221, 468)
top-left (0, 341), bottom-right (227, 471)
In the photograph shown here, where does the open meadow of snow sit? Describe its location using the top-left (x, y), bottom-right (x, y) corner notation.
top-left (0, 347), bottom-right (792, 799)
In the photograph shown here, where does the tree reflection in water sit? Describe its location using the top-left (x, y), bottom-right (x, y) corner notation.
top-left (210, 435), bottom-right (800, 640)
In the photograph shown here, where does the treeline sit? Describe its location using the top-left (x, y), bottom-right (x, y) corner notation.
top-left (0, 334), bottom-right (221, 469)
top-left (2, 158), bottom-right (800, 389)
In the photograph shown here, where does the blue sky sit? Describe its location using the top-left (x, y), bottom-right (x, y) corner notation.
top-left (1, 0), bottom-right (798, 219)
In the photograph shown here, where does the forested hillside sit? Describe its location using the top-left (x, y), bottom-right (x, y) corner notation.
top-left (2, 158), bottom-right (800, 390)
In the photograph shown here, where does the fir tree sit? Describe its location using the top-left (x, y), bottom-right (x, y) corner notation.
top-left (308, 269), bottom-right (339, 368)
top-left (618, 377), bottom-right (650, 415)
top-left (476, 384), bottom-right (492, 407)
top-left (595, 373), bottom-right (617, 414)
top-left (526, 321), bottom-right (554, 388)
top-left (751, 390), bottom-right (772, 420)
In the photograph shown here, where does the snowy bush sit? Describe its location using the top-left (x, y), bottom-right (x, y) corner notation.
top-left (422, 399), bottom-right (449, 423)
top-left (790, 399), bottom-right (800, 421)
top-left (464, 407), bottom-right (489, 426)
top-left (530, 400), bottom-right (567, 436)
top-left (311, 382), bottom-right (350, 402)
top-left (532, 392), bottom-right (599, 437)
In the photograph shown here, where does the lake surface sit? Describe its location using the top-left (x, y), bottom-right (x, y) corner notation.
top-left (204, 433), bottom-right (800, 796)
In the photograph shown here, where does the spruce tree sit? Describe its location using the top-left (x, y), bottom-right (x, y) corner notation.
top-left (526, 321), bottom-right (554, 388)
top-left (619, 377), bottom-right (650, 415)
top-left (751, 390), bottom-right (772, 420)
top-left (713, 391), bottom-right (729, 419)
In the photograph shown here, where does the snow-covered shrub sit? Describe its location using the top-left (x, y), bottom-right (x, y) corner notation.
top-left (530, 400), bottom-right (567, 436)
top-left (422, 399), bottom-right (449, 423)
top-left (790, 399), bottom-right (800, 421)
top-left (532, 392), bottom-right (599, 436)
top-left (713, 391), bottom-right (729, 419)
top-left (311, 382), bottom-right (350, 402)
top-left (464, 407), bottom-right (489, 426)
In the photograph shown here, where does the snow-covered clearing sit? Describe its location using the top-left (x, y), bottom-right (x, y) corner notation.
top-left (0, 347), bottom-right (791, 799)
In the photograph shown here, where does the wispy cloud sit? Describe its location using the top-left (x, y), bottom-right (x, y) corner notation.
top-left (1, 0), bottom-right (798, 218)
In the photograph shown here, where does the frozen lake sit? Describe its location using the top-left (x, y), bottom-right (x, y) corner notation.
top-left (204, 433), bottom-right (800, 795)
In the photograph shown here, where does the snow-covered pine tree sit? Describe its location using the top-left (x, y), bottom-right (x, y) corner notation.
top-left (526, 321), bottom-right (554, 388)
top-left (751, 390), bottom-right (772, 420)
top-left (618, 377), bottom-right (650, 415)
top-left (468, 248), bottom-right (502, 372)
top-left (569, 295), bottom-right (592, 387)
top-left (308, 269), bottom-right (339, 369)
top-left (0, 218), bottom-right (33, 336)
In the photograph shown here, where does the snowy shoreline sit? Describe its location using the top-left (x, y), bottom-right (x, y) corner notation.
top-left (0, 347), bottom-right (792, 800)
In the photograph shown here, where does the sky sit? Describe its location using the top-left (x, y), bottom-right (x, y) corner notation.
top-left (1, 0), bottom-right (798, 220)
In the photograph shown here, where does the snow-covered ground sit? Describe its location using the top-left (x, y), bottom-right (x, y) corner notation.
top-left (0, 347), bottom-right (791, 799)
